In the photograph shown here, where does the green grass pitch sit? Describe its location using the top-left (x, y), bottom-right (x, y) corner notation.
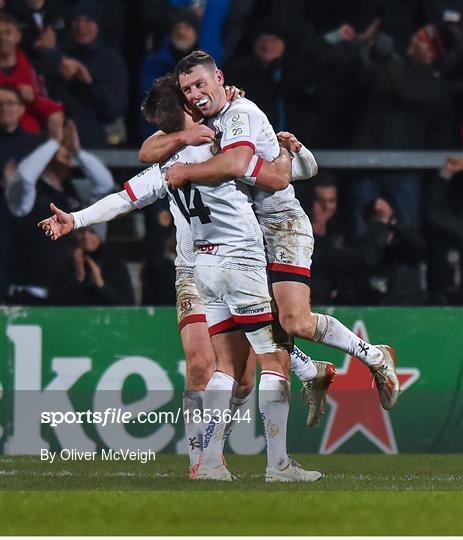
top-left (1, 454), bottom-right (462, 536)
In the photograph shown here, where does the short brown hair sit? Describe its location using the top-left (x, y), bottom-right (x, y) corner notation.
top-left (141, 73), bottom-right (186, 133)
top-left (175, 50), bottom-right (217, 77)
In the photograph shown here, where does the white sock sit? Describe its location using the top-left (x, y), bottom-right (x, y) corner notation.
top-left (259, 371), bottom-right (290, 470)
top-left (223, 389), bottom-right (253, 443)
top-left (202, 371), bottom-right (237, 468)
top-left (313, 314), bottom-right (383, 366)
top-left (183, 390), bottom-right (203, 466)
top-left (290, 346), bottom-right (317, 382)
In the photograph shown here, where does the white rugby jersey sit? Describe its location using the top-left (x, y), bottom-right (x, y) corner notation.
top-left (123, 162), bottom-right (195, 271)
top-left (209, 97), bottom-right (305, 224)
top-left (124, 143), bottom-right (266, 270)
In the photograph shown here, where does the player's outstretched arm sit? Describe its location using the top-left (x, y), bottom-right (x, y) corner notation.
top-left (38, 192), bottom-right (136, 241)
top-left (139, 125), bottom-right (215, 163)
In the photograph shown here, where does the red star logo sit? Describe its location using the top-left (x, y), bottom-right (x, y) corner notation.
top-left (320, 321), bottom-right (420, 454)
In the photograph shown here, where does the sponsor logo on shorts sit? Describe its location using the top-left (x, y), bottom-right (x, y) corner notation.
top-left (234, 306), bottom-right (266, 315)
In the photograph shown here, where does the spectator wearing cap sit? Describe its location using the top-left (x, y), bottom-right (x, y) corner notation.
top-left (0, 11), bottom-right (64, 134)
top-left (48, 223), bottom-right (134, 306)
top-left (42, 1), bottom-right (128, 147)
top-left (139, 8), bottom-right (200, 138)
top-left (5, 117), bottom-right (114, 304)
top-left (226, 19), bottom-right (318, 143)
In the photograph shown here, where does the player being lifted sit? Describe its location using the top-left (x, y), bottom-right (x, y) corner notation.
top-left (38, 75), bottom-right (329, 482)
top-left (144, 51), bottom-right (400, 415)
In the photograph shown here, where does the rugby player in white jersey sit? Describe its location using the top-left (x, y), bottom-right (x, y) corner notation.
top-left (38, 75), bottom-right (324, 482)
top-left (146, 50), bottom-right (400, 415)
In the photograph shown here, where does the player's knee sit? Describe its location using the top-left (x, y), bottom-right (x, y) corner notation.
top-left (187, 350), bottom-right (215, 388)
top-left (279, 312), bottom-right (314, 338)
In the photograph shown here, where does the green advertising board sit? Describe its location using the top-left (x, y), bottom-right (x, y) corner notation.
top-left (0, 307), bottom-right (462, 455)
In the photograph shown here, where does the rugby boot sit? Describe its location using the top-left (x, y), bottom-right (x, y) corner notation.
top-left (370, 345), bottom-right (400, 410)
top-left (266, 457), bottom-right (323, 483)
top-left (197, 463), bottom-right (235, 481)
top-left (302, 361), bottom-right (336, 427)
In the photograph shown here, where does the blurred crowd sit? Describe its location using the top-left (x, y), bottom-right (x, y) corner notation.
top-left (0, 0), bottom-right (462, 307)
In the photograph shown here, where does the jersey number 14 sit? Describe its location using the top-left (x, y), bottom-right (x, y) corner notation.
top-left (169, 184), bottom-right (212, 224)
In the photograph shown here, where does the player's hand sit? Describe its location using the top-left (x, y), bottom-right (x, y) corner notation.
top-left (441, 156), bottom-right (463, 179)
top-left (85, 255), bottom-right (104, 288)
top-left (182, 124), bottom-right (215, 146)
top-left (73, 247), bottom-right (86, 282)
top-left (37, 202), bottom-right (74, 241)
top-left (277, 131), bottom-right (302, 153)
top-left (165, 163), bottom-right (190, 189)
top-left (225, 85), bottom-right (245, 101)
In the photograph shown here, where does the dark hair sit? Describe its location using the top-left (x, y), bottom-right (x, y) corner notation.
top-left (0, 85), bottom-right (24, 103)
top-left (311, 172), bottom-right (338, 189)
top-left (141, 73), bottom-right (186, 133)
top-left (0, 12), bottom-right (21, 30)
top-left (175, 50), bottom-right (217, 77)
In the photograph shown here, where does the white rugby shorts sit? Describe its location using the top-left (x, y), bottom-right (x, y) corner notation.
top-left (194, 265), bottom-right (286, 354)
top-left (261, 214), bottom-right (314, 284)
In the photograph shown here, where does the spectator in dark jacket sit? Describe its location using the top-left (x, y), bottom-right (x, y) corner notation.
top-left (356, 197), bottom-right (428, 305)
top-left (139, 8), bottom-right (200, 138)
top-left (350, 27), bottom-right (454, 236)
top-left (227, 19), bottom-right (317, 143)
top-left (0, 85), bottom-right (38, 301)
top-left (42, 1), bottom-right (128, 147)
top-left (49, 225), bottom-right (134, 306)
top-left (425, 156), bottom-right (463, 304)
top-left (308, 174), bottom-right (363, 305)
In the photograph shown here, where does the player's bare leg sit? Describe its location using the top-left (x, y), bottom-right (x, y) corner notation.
top-left (198, 330), bottom-right (249, 480)
top-left (180, 322), bottom-right (215, 478)
top-left (272, 280), bottom-right (400, 410)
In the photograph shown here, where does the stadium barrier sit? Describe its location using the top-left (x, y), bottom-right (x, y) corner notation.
top-left (94, 149), bottom-right (460, 170)
top-left (1, 306), bottom-right (462, 455)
